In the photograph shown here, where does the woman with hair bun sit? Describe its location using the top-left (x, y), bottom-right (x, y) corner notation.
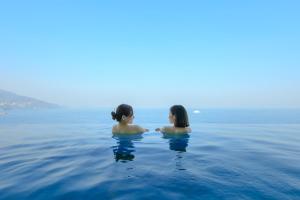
top-left (111, 104), bottom-right (149, 134)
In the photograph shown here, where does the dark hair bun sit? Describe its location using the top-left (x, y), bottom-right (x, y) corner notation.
top-left (111, 104), bottom-right (133, 122)
top-left (111, 111), bottom-right (117, 120)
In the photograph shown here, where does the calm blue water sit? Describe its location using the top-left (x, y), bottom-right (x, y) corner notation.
top-left (0, 108), bottom-right (300, 200)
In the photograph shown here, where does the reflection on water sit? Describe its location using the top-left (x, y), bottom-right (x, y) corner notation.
top-left (162, 133), bottom-right (190, 171)
top-left (162, 133), bottom-right (190, 152)
top-left (112, 133), bottom-right (143, 162)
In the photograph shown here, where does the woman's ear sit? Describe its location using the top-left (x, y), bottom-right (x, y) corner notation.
top-left (121, 115), bottom-right (127, 121)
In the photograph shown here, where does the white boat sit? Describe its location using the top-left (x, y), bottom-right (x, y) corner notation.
top-left (193, 110), bottom-right (201, 114)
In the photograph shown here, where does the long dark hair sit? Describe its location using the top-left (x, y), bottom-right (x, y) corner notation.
top-left (111, 104), bottom-right (133, 122)
top-left (170, 105), bottom-right (189, 128)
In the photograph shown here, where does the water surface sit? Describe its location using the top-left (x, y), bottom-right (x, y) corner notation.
top-left (0, 109), bottom-right (300, 199)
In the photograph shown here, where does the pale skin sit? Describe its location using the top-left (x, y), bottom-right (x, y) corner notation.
top-left (155, 112), bottom-right (191, 134)
top-left (112, 114), bottom-right (149, 134)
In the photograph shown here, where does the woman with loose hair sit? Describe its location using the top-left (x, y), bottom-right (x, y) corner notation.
top-left (156, 105), bottom-right (191, 134)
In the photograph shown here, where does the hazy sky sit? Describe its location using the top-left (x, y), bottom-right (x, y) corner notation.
top-left (0, 0), bottom-right (299, 108)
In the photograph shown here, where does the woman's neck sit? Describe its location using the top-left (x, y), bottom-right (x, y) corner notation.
top-left (119, 121), bottom-right (128, 126)
top-left (174, 125), bottom-right (187, 129)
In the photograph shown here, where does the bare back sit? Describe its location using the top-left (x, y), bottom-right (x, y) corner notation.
top-left (112, 124), bottom-right (147, 134)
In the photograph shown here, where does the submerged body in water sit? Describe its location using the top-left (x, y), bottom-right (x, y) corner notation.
top-left (112, 133), bottom-right (190, 162)
top-left (112, 133), bottom-right (143, 162)
top-left (162, 133), bottom-right (190, 152)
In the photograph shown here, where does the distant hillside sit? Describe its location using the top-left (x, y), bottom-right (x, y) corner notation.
top-left (0, 89), bottom-right (59, 110)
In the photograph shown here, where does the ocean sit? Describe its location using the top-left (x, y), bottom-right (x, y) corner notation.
top-left (0, 108), bottom-right (300, 199)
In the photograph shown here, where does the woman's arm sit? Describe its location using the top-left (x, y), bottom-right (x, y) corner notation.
top-left (156, 126), bottom-right (174, 133)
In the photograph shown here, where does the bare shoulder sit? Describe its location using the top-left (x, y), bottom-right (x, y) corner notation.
top-left (130, 125), bottom-right (146, 132)
top-left (174, 127), bottom-right (191, 134)
top-left (130, 125), bottom-right (142, 129)
top-left (161, 126), bottom-right (191, 134)
top-left (161, 126), bottom-right (175, 133)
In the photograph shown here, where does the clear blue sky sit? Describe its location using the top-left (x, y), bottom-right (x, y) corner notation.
top-left (0, 0), bottom-right (299, 108)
